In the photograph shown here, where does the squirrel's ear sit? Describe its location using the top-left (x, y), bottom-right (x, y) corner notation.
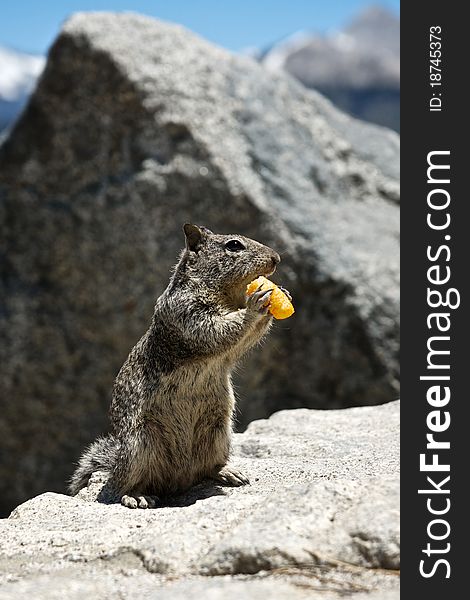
top-left (183, 224), bottom-right (207, 252)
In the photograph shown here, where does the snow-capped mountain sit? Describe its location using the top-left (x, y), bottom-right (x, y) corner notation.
top-left (0, 46), bottom-right (45, 132)
top-left (260, 6), bottom-right (400, 131)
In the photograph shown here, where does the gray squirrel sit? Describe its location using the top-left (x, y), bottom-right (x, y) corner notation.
top-left (69, 224), bottom-right (284, 508)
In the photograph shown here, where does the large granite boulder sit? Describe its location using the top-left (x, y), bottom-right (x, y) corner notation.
top-left (0, 402), bottom-right (400, 599)
top-left (0, 12), bottom-right (399, 514)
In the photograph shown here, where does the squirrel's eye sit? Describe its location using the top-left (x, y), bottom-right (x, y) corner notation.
top-left (225, 239), bottom-right (245, 252)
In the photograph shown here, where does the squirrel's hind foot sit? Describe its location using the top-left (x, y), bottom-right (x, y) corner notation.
top-left (212, 466), bottom-right (250, 487)
top-left (121, 494), bottom-right (159, 509)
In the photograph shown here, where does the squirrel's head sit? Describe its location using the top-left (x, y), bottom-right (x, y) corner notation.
top-left (180, 224), bottom-right (281, 306)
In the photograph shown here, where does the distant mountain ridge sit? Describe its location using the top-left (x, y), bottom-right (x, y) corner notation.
top-left (259, 6), bottom-right (400, 131)
top-left (0, 46), bottom-right (45, 132)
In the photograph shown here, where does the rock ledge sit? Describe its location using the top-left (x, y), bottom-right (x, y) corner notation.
top-left (0, 402), bottom-right (399, 599)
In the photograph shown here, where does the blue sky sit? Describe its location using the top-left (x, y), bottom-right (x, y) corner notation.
top-left (0, 0), bottom-right (399, 55)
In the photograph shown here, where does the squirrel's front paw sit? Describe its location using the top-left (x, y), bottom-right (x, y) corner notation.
top-left (278, 285), bottom-right (292, 302)
top-left (121, 494), bottom-right (159, 509)
top-left (246, 285), bottom-right (273, 316)
top-left (212, 465), bottom-right (250, 487)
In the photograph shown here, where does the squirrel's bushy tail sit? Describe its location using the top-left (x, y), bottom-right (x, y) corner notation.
top-left (69, 435), bottom-right (119, 495)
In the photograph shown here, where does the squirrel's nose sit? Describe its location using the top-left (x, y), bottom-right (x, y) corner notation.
top-left (271, 252), bottom-right (281, 267)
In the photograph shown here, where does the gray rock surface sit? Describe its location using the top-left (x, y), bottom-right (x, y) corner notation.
top-left (0, 402), bottom-right (400, 599)
top-left (0, 12), bottom-right (399, 514)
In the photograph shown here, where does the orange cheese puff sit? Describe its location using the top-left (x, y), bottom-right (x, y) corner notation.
top-left (246, 276), bottom-right (294, 320)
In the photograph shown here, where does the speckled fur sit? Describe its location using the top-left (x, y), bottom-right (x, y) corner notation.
top-left (69, 225), bottom-right (280, 506)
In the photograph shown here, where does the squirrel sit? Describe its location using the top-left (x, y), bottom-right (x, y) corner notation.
top-left (69, 224), bottom-right (284, 508)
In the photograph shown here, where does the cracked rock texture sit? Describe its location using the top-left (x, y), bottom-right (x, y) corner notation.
top-left (0, 12), bottom-right (399, 514)
top-left (0, 402), bottom-right (400, 599)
